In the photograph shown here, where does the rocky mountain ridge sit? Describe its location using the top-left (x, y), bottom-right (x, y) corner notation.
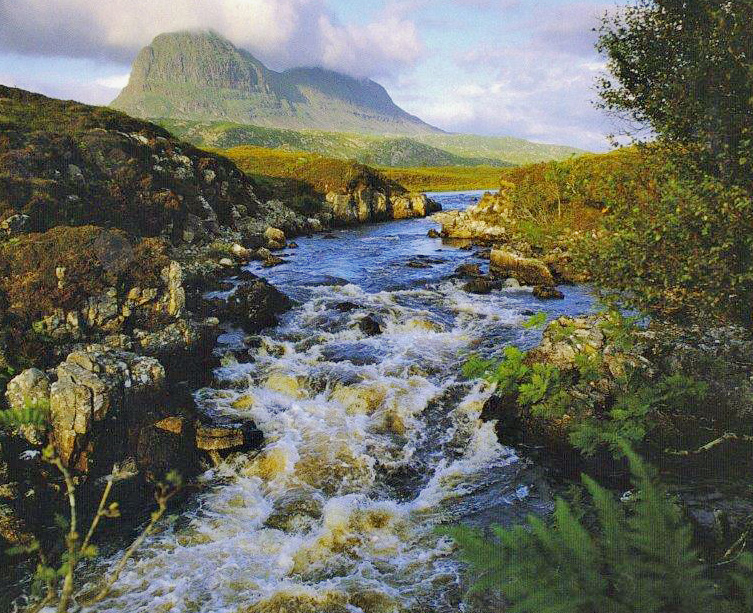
top-left (112, 30), bottom-right (440, 135)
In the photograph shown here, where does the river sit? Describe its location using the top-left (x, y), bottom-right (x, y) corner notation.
top-left (84, 191), bottom-right (596, 613)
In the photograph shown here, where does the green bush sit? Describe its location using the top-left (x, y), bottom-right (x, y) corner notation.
top-left (442, 446), bottom-right (753, 612)
top-left (578, 166), bottom-right (753, 325)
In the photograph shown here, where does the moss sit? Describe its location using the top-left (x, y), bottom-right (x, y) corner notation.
top-left (0, 226), bottom-right (169, 321)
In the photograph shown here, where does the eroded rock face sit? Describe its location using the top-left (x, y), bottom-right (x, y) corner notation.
top-left (4, 368), bottom-right (50, 411)
top-left (324, 191), bottom-right (439, 226)
top-left (49, 349), bottom-right (166, 471)
top-left (432, 192), bottom-right (509, 240)
top-left (530, 317), bottom-right (602, 362)
top-left (489, 249), bottom-right (555, 287)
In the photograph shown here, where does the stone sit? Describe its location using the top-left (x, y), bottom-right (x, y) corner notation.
top-left (265, 373), bottom-right (307, 399)
top-left (464, 278), bottom-right (493, 294)
top-left (307, 218), bottom-right (323, 232)
top-left (195, 424), bottom-right (244, 451)
top-left (262, 256), bottom-right (285, 268)
top-left (49, 349), bottom-right (166, 470)
top-left (5, 368), bottom-right (50, 411)
top-left (427, 228), bottom-right (441, 238)
top-left (533, 285), bottom-right (565, 300)
top-left (0, 214), bottom-right (30, 238)
top-left (489, 250), bottom-right (554, 286)
top-left (221, 279), bottom-right (293, 333)
top-left (455, 263), bottom-right (482, 277)
top-left (359, 315), bottom-right (383, 336)
top-left (287, 242), bottom-right (299, 248)
top-left (219, 257), bottom-right (234, 267)
top-left (505, 278), bottom-right (521, 289)
top-left (265, 487), bottom-right (323, 531)
top-left (154, 416), bottom-right (185, 434)
top-left (264, 227), bottom-right (286, 248)
top-left (231, 395), bottom-right (255, 410)
top-left (254, 247), bottom-right (272, 261)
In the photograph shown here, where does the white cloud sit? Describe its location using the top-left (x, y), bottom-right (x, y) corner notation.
top-left (393, 2), bottom-right (619, 150)
top-left (95, 73), bottom-right (130, 90)
top-left (0, 0), bottom-right (424, 78)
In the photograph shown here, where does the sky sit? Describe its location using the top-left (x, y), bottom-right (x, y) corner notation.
top-left (0, 0), bottom-right (626, 150)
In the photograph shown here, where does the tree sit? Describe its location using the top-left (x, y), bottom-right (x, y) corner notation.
top-left (597, 0), bottom-right (753, 190)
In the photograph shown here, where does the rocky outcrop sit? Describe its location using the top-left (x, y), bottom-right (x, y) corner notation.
top-left (432, 192), bottom-right (509, 240)
top-left (49, 349), bottom-right (165, 471)
top-left (324, 190), bottom-right (439, 226)
top-left (489, 249), bottom-right (555, 287)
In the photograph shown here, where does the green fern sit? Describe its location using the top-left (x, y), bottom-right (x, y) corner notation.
top-left (442, 446), bottom-right (741, 612)
top-left (0, 399), bottom-right (50, 430)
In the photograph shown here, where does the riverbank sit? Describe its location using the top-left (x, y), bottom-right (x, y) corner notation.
top-left (0, 85), bottom-right (445, 607)
top-left (431, 150), bottom-right (753, 570)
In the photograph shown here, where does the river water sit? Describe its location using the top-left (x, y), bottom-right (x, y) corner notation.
top-left (85, 191), bottom-right (596, 613)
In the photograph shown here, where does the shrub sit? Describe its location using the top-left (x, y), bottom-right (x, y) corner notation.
top-left (577, 165), bottom-right (753, 325)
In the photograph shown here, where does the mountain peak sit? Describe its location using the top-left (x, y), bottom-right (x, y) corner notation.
top-left (111, 30), bottom-right (440, 135)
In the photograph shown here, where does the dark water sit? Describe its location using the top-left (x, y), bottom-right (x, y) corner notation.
top-left (83, 190), bottom-right (597, 613)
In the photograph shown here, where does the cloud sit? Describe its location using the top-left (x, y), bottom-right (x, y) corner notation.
top-left (396, 2), bottom-right (618, 150)
top-left (0, 0), bottom-right (424, 78)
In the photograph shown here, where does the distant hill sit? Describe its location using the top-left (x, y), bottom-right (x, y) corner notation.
top-left (112, 30), bottom-right (440, 135)
top-left (160, 119), bottom-right (585, 168)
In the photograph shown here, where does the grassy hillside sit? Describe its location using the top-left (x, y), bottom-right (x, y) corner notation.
top-left (379, 165), bottom-right (502, 192)
top-left (214, 145), bottom-right (502, 194)
top-left (415, 133), bottom-right (585, 166)
top-left (160, 118), bottom-right (583, 168)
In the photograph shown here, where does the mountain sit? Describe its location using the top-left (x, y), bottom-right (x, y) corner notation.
top-left (111, 31), bottom-right (440, 135)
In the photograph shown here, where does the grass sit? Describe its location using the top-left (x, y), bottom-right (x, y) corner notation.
top-left (377, 165), bottom-right (503, 192)
top-left (213, 144), bottom-right (504, 195)
top-left (161, 118), bottom-right (585, 168)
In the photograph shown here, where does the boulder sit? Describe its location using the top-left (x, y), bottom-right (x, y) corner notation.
top-left (4, 368), bottom-right (50, 411)
top-left (489, 250), bottom-right (554, 286)
top-left (0, 214), bottom-right (30, 238)
top-left (533, 285), bottom-right (565, 300)
top-left (4, 368), bottom-right (51, 444)
top-left (464, 278), bottom-right (493, 295)
top-left (264, 227), bottom-right (286, 249)
top-left (221, 278), bottom-right (293, 333)
top-left (359, 315), bottom-right (383, 336)
top-left (262, 255), bottom-right (285, 268)
top-left (427, 228), bottom-right (441, 238)
top-left (455, 263), bottom-right (482, 277)
top-left (49, 349), bottom-right (166, 471)
top-left (526, 317), bottom-right (605, 371)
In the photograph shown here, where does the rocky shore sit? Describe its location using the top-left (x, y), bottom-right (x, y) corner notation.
top-left (0, 85), bottom-right (441, 566)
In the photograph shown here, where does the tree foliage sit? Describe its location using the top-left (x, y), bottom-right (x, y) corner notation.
top-left (597, 0), bottom-right (753, 190)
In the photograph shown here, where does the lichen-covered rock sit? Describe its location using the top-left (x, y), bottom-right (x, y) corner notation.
top-left (264, 227), bottom-right (286, 249)
top-left (526, 317), bottom-right (606, 371)
top-left (432, 192), bottom-right (509, 240)
top-left (489, 249), bottom-right (554, 287)
top-left (4, 368), bottom-right (50, 410)
top-left (0, 214), bottom-right (30, 238)
top-left (49, 349), bottom-right (166, 471)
